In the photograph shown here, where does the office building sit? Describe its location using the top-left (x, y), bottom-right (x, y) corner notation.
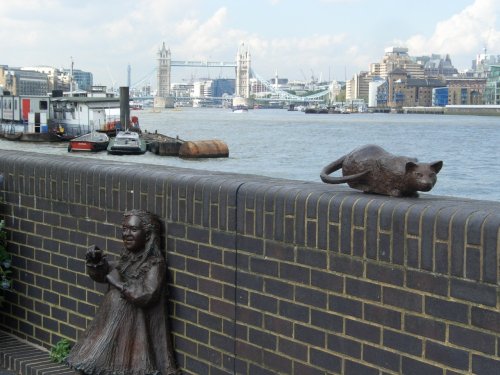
top-left (0, 66), bottom-right (48, 95)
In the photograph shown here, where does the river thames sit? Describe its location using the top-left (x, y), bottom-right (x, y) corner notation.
top-left (0, 108), bottom-right (498, 202)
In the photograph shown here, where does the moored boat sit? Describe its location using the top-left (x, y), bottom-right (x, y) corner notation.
top-left (130, 101), bottom-right (143, 110)
top-left (1, 124), bottom-right (61, 142)
top-left (16, 133), bottom-right (61, 142)
top-left (50, 96), bottom-right (121, 138)
top-left (305, 106), bottom-right (328, 114)
top-left (232, 104), bottom-right (248, 113)
top-left (142, 132), bottom-right (185, 156)
top-left (232, 96), bottom-right (250, 113)
top-left (107, 131), bottom-right (147, 155)
top-left (68, 131), bottom-right (110, 152)
top-left (3, 132), bottom-right (22, 141)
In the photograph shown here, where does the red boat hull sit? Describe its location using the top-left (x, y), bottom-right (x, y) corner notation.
top-left (68, 140), bottom-right (109, 152)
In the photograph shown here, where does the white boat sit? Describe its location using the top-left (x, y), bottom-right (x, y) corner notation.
top-left (232, 104), bottom-right (248, 113)
top-left (232, 96), bottom-right (249, 113)
top-left (130, 101), bottom-right (143, 110)
top-left (107, 131), bottom-right (147, 155)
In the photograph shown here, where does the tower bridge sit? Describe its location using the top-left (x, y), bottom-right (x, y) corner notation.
top-left (153, 42), bottom-right (330, 108)
top-left (170, 61), bottom-right (237, 68)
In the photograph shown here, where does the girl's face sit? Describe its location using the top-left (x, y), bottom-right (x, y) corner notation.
top-left (122, 215), bottom-right (148, 253)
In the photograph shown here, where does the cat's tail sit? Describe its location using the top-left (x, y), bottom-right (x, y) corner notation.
top-left (320, 157), bottom-right (369, 184)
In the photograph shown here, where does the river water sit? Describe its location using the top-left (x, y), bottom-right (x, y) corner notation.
top-left (0, 108), bottom-right (498, 202)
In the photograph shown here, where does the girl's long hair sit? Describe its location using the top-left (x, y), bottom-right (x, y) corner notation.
top-left (122, 209), bottom-right (162, 258)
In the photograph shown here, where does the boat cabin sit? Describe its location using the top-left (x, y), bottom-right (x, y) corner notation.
top-left (1, 93), bottom-right (51, 133)
top-left (50, 96), bottom-right (120, 136)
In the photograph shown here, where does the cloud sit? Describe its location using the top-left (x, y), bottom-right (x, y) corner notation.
top-left (0, 1), bottom-right (394, 85)
top-left (172, 7), bottom-right (231, 59)
top-left (403, 0), bottom-right (500, 67)
top-left (5, 0), bottom-right (493, 87)
top-left (163, 4), bottom-right (348, 80)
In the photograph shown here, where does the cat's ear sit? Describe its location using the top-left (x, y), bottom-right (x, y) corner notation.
top-left (430, 161), bottom-right (443, 174)
top-left (405, 161), bottom-right (418, 172)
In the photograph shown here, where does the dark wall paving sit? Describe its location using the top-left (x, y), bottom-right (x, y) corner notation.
top-left (0, 331), bottom-right (74, 375)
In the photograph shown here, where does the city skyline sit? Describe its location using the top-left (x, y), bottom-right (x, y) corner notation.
top-left (1, 0), bottom-right (499, 89)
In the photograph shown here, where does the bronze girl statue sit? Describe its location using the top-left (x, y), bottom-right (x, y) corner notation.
top-left (67, 209), bottom-right (178, 375)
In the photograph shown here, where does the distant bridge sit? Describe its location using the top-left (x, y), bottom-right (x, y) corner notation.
top-left (132, 68), bottom-right (330, 103)
top-left (136, 44), bottom-right (331, 103)
top-left (250, 70), bottom-right (329, 102)
top-left (170, 61), bottom-right (236, 68)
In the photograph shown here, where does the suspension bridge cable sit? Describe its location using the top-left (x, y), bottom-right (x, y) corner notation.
top-left (131, 67), bottom-right (157, 88)
top-left (251, 69), bottom-right (330, 101)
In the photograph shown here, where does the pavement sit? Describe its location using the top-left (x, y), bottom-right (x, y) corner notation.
top-left (0, 361), bottom-right (16, 375)
top-left (0, 330), bottom-right (75, 375)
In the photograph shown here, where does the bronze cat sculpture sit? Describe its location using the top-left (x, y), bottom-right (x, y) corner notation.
top-left (320, 144), bottom-right (443, 197)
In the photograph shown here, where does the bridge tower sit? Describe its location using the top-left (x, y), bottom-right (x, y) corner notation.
top-left (154, 42), bottom-right (174, 108)
top-left (235, 43), bottom-right (251, 99)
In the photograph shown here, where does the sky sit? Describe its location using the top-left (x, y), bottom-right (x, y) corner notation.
top-left (1, 0), bottom-right (499, 89)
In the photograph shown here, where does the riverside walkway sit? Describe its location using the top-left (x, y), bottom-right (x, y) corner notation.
top-left (0, 331), bottom-right (74, 375)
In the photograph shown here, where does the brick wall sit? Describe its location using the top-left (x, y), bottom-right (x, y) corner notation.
top-left (0, 151), bottom-right (498, 374)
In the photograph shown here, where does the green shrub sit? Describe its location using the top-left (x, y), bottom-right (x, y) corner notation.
top-left (50, 339), bottom-right (71, 363)
top-left (0, 219), bottom-right (11, 304)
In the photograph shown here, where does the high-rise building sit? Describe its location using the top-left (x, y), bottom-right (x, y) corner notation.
top-left (0, 66), bottom-right (48, 95)
top-left (64, 69), bottom-right (93, 91)
top-left (368, 78), bottom-right (387, 107)
top-left (212, 79), bottom-right (235, 97)
top-left (193, 80), bottom-right (212, 97)
top-left (415, 54), bottom-right (458, 77)
top-left (471, 49), bottom-right (500, 77)
top-left (22, 66), bottom-right (60, 91)
top-left (23, 66), bottom-right (93, 92)
top-left (432, 87), bottom-right (449, 107)
top-left (371, 47), bottom-right (425, 79)
top-left (483, 65), bottom-right (500, 104)
top-left (346, 71), bottom-right (370, 102)
top-left (250, 78), bottom-right (267, 95)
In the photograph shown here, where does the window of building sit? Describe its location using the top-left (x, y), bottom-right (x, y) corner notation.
top-left (40, 101), bottom-right (48, 110)
top-left (461, 88), bottom-right (467, 105)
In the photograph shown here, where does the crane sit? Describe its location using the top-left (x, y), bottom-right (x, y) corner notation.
top-left (107, 66), bottom-right (116, 92)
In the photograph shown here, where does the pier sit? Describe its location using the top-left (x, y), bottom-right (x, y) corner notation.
top-left (403, 106), bottom-right (445, 114)
top-left (445, 104), bottom-right (500, 115)
top-left (369, 105), bottom-right (500, 116)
